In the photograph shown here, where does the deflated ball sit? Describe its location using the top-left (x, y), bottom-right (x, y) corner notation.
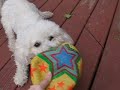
top-left (30, 43), bottom-right (82, 90)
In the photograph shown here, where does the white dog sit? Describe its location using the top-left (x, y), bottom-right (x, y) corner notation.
top-left (0, 0), bottom-right (73, 86)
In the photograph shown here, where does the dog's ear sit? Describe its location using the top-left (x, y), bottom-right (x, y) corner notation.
top-left (60, 29), bottom-right (74, 44)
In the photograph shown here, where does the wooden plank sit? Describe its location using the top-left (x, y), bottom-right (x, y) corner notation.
top-left (74, 30), bottom-right (102, 90)
top-left (51, 0), bottom-right (80, 25)
top-left (62, 0), bottom-right (98, 42)
top-left (33, 0), bottom-right (48, 8)
top-left (0, 29), bottom-right (7, 46)
top-left (0, 35), bottom-right (7, 46)
top-left (0, 58), bottom-right (17, 90)
top-left (85, 0), bottom-right (118, 47)
top-left (0, 41), bottom-right (12, 70)
top-left (73, 0), bottom-right (118, 89)
top-left (40, 0), bottom-right (62, 12)
top-left (92, 1), bottom-right (120, 90)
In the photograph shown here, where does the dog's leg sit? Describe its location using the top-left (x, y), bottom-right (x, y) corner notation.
top-left (14, 61), bottom-right (28, 86)
top-left (1, 22), bottom-right (16, 52)
top-left (39, 11), bottom-right (54, 19)
top-left (13, 47), bottom-right (29, 86)
top-left (6, 29), bottom-right (16, 52)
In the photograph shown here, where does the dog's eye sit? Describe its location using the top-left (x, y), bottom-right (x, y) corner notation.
top-left (34, 42), bottom-right (41, 47)
top-left (49, 36), bottom-right (54, 41)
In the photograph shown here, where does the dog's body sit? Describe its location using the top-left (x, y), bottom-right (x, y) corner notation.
top-left (1, 0), bottom-right (73, 86)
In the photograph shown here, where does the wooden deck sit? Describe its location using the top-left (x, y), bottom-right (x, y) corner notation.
top-left (0, 0), bottom-right (120, 90)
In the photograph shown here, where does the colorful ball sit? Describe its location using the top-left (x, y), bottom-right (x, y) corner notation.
top-left (30, 43), bottom-right (82, 90)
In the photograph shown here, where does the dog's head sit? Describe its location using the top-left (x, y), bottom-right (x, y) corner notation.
top-left (26, 20), bottom-right (73, 55)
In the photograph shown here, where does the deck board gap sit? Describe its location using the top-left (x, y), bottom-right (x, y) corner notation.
top-left (52, 0), bottom-right (64, 12)
top-left (0, 39), bottom-right (7, 47)
top-left (38, 0), bottom-right (49, 9)
top-left (74, 0), bottom-right (100, 45)
top-left (0, 57), bottom-right (11, 72)
top-left (87, 30), bottom-right (103, 48)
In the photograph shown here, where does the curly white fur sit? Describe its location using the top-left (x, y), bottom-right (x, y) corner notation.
top-left (1, 0), bottom-right (74, 86)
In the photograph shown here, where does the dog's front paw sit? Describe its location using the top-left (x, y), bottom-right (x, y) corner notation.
top-left (13, 72), bottom-right (28, 86)
top-left (45, 11), bottom-right (54, 17)
top-left (42, 11), bottom-right (54, 19)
